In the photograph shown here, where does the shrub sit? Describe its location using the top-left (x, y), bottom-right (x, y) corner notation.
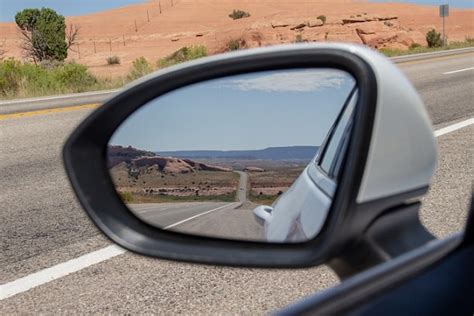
top-left (15, 8), bottom-right (69, 62)
top-left (127, 57), bottom-right (153, 81)
top-left (0, 58), bottom-right (22, 96)
top-left (409, 43), bottom-right (422, 50)
top-left (227, 39), bottom-right (240, 51)
top-left (0, 58), bottom-right (98, 97)
top-left (119, 191), bottom-right (134, 203)
top-left (0, 46), bottom-right (6, 61)
top-left (158, 45), bottom-right (207, 68)
top-left (229, 9), bottom-right (250, 20)
top-left (317, 15), bottom-right (326, 24)
top-left (106, 56), bottom-right (121, 65)
top-left (39, 59), bottom-right (64, 69)
top-left (51, 62), bottom-right (97, 92)
top-left (426, 29), bottom-right (442, 48)
top-left (294, 34), bottom-right (305, 43)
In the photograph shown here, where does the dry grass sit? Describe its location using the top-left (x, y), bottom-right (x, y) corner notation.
top-left (112, 168), bottom-right (240, 203)
top-left (248, 165), bottom-right (305, 204)
top-left (120, 191), bottom-right (237, 203)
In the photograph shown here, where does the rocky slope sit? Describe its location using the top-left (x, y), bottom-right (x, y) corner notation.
top-left (108, 145), bottom-right (232, 174)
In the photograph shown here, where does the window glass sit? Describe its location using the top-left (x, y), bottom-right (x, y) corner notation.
top-left (319, 91), bottom-right (357, 176)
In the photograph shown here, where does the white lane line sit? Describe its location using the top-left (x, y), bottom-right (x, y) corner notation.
top-left (434, 117), bottom-right (474, 137)
top-left (0, 202), bottom-right (236, 300)
top-left (1, 118), bottom-right (473, 301)
top-left (164, 202), bottom-right (237, 229)
top-left (0, 245), bottom-right (125, 300)
top-left (443, 67), bottom-right (474, 75)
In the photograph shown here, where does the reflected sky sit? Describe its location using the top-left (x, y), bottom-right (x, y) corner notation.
top-left (110, 69), bottom-right (356, 151)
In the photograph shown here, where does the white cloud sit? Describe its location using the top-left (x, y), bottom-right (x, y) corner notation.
top-left (219, 69), bottom-right (353, 93)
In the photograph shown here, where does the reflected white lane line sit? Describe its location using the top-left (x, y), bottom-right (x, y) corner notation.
top-left (164, 202), bottom-right (238, 229)
top-left (443, 67), bottom-right (474, 75)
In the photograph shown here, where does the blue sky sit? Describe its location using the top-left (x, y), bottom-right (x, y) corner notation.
top-left (0, 0), bottom-right (144, 22)
top-left (1, 1), bottom-right (472, 22)
top-left (110, 69), bottom-right (356, 152)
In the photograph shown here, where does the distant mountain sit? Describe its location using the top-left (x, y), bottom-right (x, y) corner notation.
top-left (157, 146), bottom-right (319, 160)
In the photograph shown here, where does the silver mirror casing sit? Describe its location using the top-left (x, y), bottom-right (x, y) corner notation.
top-left (63, 43), bottom-right (436, 268)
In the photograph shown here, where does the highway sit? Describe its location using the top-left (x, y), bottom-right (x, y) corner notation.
top-left (1, 52), bottom-right (473, 313)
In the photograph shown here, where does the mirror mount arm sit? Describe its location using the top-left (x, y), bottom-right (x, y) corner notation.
top-left (327, 202), bottom-right (435, 280)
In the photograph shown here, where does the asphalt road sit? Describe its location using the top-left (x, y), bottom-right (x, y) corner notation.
top-left (128, 171), bottom-right (264, 241)
top-left (1, 53), bottom-right (473, 314)
top-left (235, 170), bottom-right (248, 203)
top-left (130, 201), bottom-right (234, 229)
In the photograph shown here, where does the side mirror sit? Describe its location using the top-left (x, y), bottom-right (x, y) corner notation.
top-left (64, 44), bottom-right (437, 272)
top-left (253, 205), bottom-right (273, 226)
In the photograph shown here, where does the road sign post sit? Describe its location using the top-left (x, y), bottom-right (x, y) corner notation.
top-left (439, 4), bottom-right (449, 46)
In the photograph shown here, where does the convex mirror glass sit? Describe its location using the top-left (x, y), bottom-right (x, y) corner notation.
top-left (108, 68), bottom-right (357, 243)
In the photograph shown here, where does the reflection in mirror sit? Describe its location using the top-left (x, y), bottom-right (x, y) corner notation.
top-left (108, 69), bottom-right (357, 243)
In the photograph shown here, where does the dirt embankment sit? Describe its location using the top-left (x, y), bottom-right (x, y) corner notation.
top-left (1, 0), bottom-right (472, 77)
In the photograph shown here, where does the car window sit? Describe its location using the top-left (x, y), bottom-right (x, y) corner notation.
top-left (319, 91), bottom-right (357, 177)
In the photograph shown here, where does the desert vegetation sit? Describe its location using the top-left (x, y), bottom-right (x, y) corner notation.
top-left (15, 8), bottom-right (78, 63)
top-left (426, 29), bottom-right (443, 48)
top-left (0, 44), bottom-right (211, 98)
top-left (294, 34), bottom-right (306, 43)
top-left (228, 10), bottom-right (250, 20)
top-left (380, 37), bottom-right (474, 57)
top-left (158, 45), bottom-right (208, 68)
top-left (106, 56), bottom-right (121, 65)
top-left (226, 38), bottom-right (247, 51)
top-left (317, 15), bottom-right (327, 25)
top-left (248, 165), bottom-right (305, 205)
top-left (127, 57), bottom-right (153, 81)
top-left (0, 58), bottom-right (105, 98)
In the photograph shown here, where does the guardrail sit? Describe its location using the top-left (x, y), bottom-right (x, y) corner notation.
top-left (390, 46), bottom-right (474, 63)
top-left (1, 47), bottom-right (473, 115)
top-left (0, 89), bottom-right (120, 114)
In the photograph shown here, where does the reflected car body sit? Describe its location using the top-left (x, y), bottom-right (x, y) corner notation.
top-left (254, 90), bottom-right (357, 242)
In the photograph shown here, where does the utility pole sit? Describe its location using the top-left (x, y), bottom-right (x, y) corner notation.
top-left (439, 4), bottom-right (449, 46)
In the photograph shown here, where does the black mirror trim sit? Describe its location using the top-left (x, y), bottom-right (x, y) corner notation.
top-left (63, 46), bottom-right (378, 268)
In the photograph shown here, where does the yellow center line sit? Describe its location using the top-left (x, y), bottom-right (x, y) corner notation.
top-left (0, 103), bottom-right (100, 121)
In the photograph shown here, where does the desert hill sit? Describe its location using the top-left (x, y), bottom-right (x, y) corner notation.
top-left (1, 0), bottom-right (472, 77)
top-left (108, 145), bottom-right (232, 173)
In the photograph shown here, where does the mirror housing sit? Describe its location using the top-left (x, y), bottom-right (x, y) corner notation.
top-left (64, 43), bottom-right (437, 269)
